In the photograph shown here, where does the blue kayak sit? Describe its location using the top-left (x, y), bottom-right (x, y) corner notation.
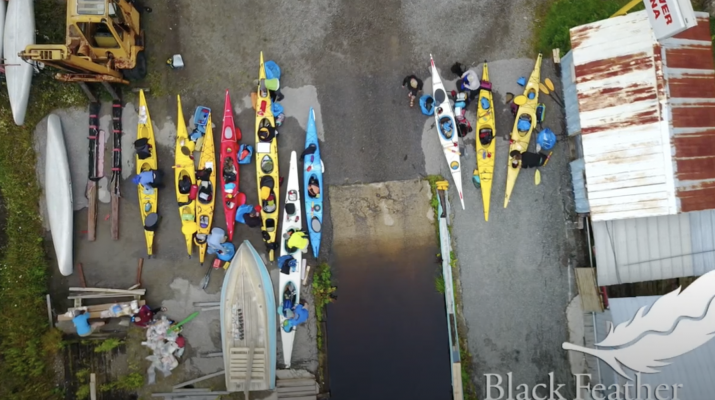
top-left (302, 108), bottom-right (323, 258)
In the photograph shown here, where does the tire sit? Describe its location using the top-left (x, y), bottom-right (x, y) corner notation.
top-left (123, 51), bottom-right (147, 81)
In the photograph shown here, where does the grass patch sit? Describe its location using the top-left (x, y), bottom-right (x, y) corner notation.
top-left (99, 372), bottom-right (144, 392)
top-left (534, 0), bottom-right (645, 54)
top-left (312, 262), bottom-right (336, 350)
top-left (0, 1), bottom-right (88, 398)
top-left (94, 338), bottom-right (123, 353)
top-left (312, 262), bottom-right (336, 388)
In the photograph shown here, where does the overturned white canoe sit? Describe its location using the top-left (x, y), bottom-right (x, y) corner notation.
top-left (221, 240), bottom-right (276, 393)
top-left (45, 114), bottom-right (73, 276)
top-left (5, 0), bottom-right (35, 125)
top-left (0, 1), bottom-right (6, 60)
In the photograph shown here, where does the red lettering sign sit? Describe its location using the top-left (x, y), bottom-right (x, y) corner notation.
top-left (665, 14), bottom-right (673, 24)
top-left (653, 8), bottom-right (661, 18)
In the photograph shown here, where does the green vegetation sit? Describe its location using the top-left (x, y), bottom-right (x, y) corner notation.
top-left (535, 0), bottom-right (645, 54)
top-left (94, 338), bottom-right (123, 353)
top-left (99, 372), bottom-right (144, 392)
top-left (75, 384), bottom-right (91, 400)
top-left (0, 1), bottom-right (87, 399)
top-left (435, 273), bottom-right (446, 294)
top-left (312, 262), bottom-right (336, 350)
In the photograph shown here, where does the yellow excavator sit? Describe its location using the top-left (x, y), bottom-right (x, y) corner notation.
top-left (19, 0), bottom-right (148, 94)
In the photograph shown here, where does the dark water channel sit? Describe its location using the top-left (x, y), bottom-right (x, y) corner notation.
top-left (327, 242), bottom-right (452, 400)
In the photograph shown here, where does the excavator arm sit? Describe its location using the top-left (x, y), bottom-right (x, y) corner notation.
top-left (20, 44), bottom-right (128, 84)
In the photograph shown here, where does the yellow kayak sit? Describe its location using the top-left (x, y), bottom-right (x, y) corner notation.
top-left (504, 54), bottom-right (542, 208)
top-left (136, 89), bottom-right (158, 256)
top-left (255, 52), bottom-right (280, 261)
top-left (194, 112), bottom-right (216, 265)
top-left (475, 62), bottom-right (496, 221)
top-left (174, 95), bottom-right (197, 257)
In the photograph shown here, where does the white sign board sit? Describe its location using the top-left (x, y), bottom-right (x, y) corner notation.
top-left (644, 0), bottom-right (697, 40)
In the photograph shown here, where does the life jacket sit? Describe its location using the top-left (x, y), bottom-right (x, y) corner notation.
top-left (134, 138), bottom-right (151, 160)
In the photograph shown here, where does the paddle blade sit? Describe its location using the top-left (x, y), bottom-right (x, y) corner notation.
top-left (514, 95), bottom-right (527, 106)
top-left (538, 82), bottom-right (549, 95)
top-left (545, 78), bottom-right (555, 92)
top-left (535, 170), bottom-right (541, 185)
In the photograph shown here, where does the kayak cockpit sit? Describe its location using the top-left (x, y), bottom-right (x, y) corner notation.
top-left (479, 128), bottom-right (493, 146)
top-left (308, 175), bottom-right (320, 198)
top-left (517, 114), bottom-right (532, 136)
top-left (438, 116), bottom-right (454, 140)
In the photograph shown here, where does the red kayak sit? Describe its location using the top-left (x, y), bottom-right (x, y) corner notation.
top-left (220, 89), bottom-right (244, 240)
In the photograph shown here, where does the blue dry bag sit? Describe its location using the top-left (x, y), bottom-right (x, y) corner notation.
top-left (238, 144), bottom-right (253, 165)
top-left (480, 97), bottom-right (490, 110)
top-left (420, 95), bottom-right (435, 116)
top-left (272, 102), bottom-right (284, 116)
top-left (517, 119), bottom-right (531, 131)
top-left (537, 128), bottom-right (557, 151)
top-left (265, 61), bottom-right (281, 80)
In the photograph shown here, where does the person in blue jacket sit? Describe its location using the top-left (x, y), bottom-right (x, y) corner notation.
top-left (72, 310), bottom-right (105, 337)
top-left (236, 204), bottom-right (262, 228)
top-left (282, 301), bottom-right (309, 332)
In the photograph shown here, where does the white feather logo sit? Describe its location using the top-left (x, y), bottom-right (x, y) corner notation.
top-left (563, 269), bottom-right (715, 380)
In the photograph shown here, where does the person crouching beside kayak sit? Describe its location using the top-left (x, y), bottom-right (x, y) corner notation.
top-left (236, 204), bottom-right (262, 228)
top-left (282, 300), bottom-right (310, 332)
top-left (132, 170), bottom-right (165, 190)
top-left (283, 230), bottom-right (309, 253)
top-left (510, 150), bottom-right (549, 169)
top-left (402, 75), bottom-right (424, 108)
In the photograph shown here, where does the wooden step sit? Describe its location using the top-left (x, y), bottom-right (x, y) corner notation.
top-left (277, 379), bottom-right (317, 388)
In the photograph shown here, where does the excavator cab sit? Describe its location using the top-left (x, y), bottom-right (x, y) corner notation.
top-left (19, 0), bottom-right (146, 85)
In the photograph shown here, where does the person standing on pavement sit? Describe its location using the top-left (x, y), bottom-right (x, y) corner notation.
top-left (402, 75), bottom-right (424, 108)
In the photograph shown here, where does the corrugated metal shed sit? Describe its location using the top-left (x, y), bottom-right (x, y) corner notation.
top-left (560, 50), bottom-right (582, 136)
top-left (592, 209), bottom-right (715, 285)
top-left (570, 159), bottom-right (590, 213)
top-left (594, 297), bottom-right (715, 399)
top-left (569, 11), bottom-right (715, 222)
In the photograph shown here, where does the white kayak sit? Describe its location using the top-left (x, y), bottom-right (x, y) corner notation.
top-left (45, 114), bottom-right (73, 276)
top-left (5, 0), bottom-right (35, 125)
top-left (277, 151), bottom-right (303, 367)
top-left (430, 54), bottom-right (465, 209)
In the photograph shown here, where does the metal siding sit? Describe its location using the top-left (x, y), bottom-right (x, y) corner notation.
top-left (570, 11), bottom-right (715, 221)
top-left (602, 297), bottom-right (715, 400)
top-left (592, 310), bottom-right (618, 393)
top-left (570, 159), bottom-right (590, 213)
top-left (561, 50), bottom-right (582, 135)
top-left (593, 213), bottom-right (699, 285)
top-left (690, 210), bottom-right (715, 275)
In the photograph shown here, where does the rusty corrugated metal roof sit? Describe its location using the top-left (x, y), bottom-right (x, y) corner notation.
top-left (570, 11), bottom-right (715, 221)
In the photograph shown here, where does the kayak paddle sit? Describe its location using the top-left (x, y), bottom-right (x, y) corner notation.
top-left (544, 78), bottom-right (563, 105)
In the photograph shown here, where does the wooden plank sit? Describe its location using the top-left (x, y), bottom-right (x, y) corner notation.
top-left (69, 300), bottom-right (145, 313)
top-left (277, 379), bottom-right (319, 388)
top-left (68, 294), bottom-right (138, 300)
top-left (111, 193), bottom-right (120, 240)
top-left (77, 263), bottom-right (87, 288)
top-left (277, 397), bottom-right (316, 400)
top-left (575, 268), bottom-right (604, 312)
top-left (552, 48), bottom-right (561, 64)
top-left (172, 370), bottom-right (225, 389)
top-left (46, 294), bottom-right (54, 328)
top-left (136, 258), bottom-right (144, 286)
top-left (69, 287), bottom-right (146, 295)
top-left (452, 363), bottom-right (464, 400)
top-left (87, 182), bottom-right (97, 241)
top-left (90, 373), bottom-right (97, 400)
top-left (151, 392), bottom-right (230, 397)
top-left (58, 300), bottom-right (146, 321)
top-left (277, 385), bottom-right (317, 393)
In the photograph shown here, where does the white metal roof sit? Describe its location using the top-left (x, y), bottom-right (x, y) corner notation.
top-left (594, 297), bottom-right (715, 399)
top-left (569, 11), bottom-right (715, 221)
top-left (593, 209), bottom-right (715, 285)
